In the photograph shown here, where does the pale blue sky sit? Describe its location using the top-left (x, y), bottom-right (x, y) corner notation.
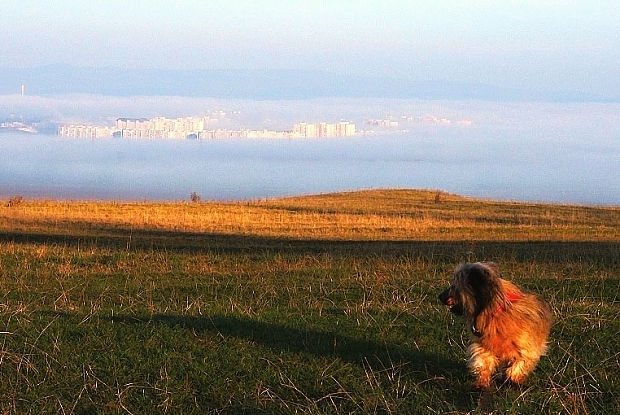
top-left (2, 0), bottom-right (619, 98)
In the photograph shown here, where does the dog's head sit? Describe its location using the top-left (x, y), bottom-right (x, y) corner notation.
top-left (438, 262), bottom-right (502, 317)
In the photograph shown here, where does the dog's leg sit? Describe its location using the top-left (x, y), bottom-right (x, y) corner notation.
top-left (505, 355), bottom-right (540, 385)
top-left (468, 343), bottom-right (498, 389)
top-left (505, 335), bottom-right (546, 385)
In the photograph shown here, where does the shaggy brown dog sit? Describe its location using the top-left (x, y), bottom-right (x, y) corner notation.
top-left (438, 262), bottom-right (552, 388)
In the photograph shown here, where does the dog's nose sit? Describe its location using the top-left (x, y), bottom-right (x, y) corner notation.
top-left (438, 289), bottom-right (450, 304)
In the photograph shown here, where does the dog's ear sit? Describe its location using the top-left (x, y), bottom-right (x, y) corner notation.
top-left (467, 263), bottom-right (500, 314)
top-left (467, 263), bottom-right (497, 288)
top-left (480, 262), bottom-right (500, 278)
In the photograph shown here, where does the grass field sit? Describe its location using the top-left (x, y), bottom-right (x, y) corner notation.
top-left (0, 190), bottom-right (618, 414)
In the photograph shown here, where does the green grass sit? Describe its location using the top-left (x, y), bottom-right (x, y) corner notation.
top-left (0, 190), bottom-right (618, 414)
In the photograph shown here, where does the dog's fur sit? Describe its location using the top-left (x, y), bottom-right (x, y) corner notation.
top-left (438, 262), bottom-right (552, 388)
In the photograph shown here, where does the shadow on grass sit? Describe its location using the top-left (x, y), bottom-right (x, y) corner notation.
top-left (1, 226), bottom-right (618, 264)
top-left (42, 310), bottom-right (476, 411)
top-left (129, 313), bottom-right (459, 372)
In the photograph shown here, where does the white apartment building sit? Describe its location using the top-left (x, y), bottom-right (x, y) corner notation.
top-left (58, 125), bottom-right (116, 138)
top-left (292, 121), bottom-right (355, 138)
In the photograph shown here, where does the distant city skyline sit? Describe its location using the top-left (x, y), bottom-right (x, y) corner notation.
top-left (58, 116), bottom-right (357, 140)
top-left (2, 1), bottom-right (619, 101)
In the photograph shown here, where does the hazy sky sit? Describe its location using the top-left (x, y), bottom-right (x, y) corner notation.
top-left (2, 1), bottom-right (619, 98)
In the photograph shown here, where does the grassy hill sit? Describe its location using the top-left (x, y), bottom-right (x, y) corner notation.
top-left (0, 190), bottom-right (618, 414)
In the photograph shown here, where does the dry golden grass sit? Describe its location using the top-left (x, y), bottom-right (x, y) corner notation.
top-left (1, 189), bottom-right (617, 241)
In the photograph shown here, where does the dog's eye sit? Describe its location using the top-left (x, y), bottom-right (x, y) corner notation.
top-left (447, 297), bottom-right (455, 306)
